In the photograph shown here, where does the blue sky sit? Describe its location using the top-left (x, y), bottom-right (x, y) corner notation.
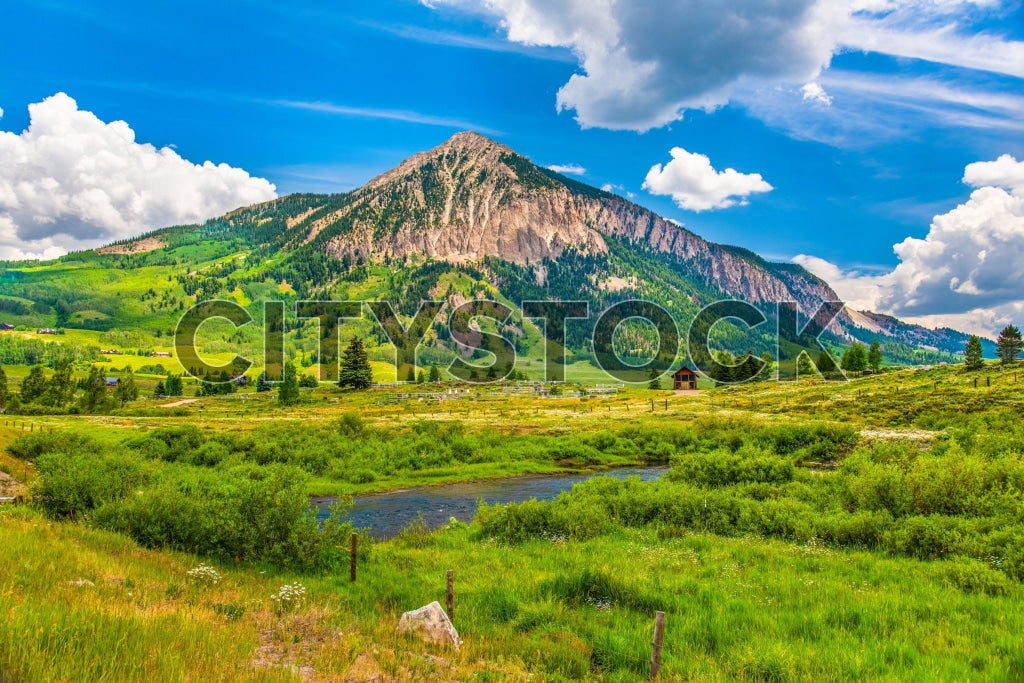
top-left (1, 0), bottom-right (1023, 334)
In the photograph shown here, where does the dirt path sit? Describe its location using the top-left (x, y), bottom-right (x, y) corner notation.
top-left (158, 398), bottom-right (199, 408)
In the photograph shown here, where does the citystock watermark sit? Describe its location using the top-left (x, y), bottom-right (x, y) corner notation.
top-left (172, 298), bottom-right (849, 386)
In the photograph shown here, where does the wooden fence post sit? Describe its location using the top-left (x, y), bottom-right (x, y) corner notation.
top-left (987, 376), bottom-right (991, 387)
top-left (446, 569), bottom-right (454, 622)
top-left (650, 611), bottom-right (666, 679)
top-left (350, 533), bottom-right (358, 583)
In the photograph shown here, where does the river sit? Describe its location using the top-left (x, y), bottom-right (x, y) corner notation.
top-left (313, 466), bottom-right (666, 539)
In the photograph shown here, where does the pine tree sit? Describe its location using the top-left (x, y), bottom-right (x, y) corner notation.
top-left (338, 338), bottom-right (373, 390)
top-left (405, 366), bottom-right (416, 383)
top-left (41, 359), bottom-right (74, 407)
top-left (256, 371), bottom-right (272, 393)
top-left (797, 352), bottom-right (814, 378)
top-left (964, 335), bottom-right (984, 371)
top-left (647, 366), bottom-right (662, 390)
top-left (116, 367), bottom-right (139, 407)
top-left (417, 370), bottom-right (426, 384)
top-left (20, 365), bottom-right (48, 403)
top-left (78, 366), bottom-right (106, 413)
top-left (0, 365), bottom-right (7, 410)
top-left (278, 361), bottom-right (300, 406)
top-left (996, 325), bottom-right (1023, 364)
top-left (867, 340), bottom-right (883, 372)
top-left (154, 380), bottom-right (166, 397)
top-left (840, 343), bottom-right (868, 373)
top-left (428, 364), bottom-right (441, 383)
top-left (165, 373), bottom-right (183, 396)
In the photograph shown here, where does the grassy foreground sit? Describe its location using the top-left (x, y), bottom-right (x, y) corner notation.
top-left (2, 362), bottom-right (1024, 680)
top-left (3, 505), bottom-right (1022, 682)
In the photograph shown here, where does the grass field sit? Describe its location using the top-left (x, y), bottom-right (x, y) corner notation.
top-left (1, 361), bottom-right (1023, 681)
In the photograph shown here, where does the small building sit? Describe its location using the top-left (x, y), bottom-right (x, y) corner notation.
top-left (151, 351), bottom-right (172, 358)
top-left (37, 328), bottom-right (57, 335)
top-left (0, 322), bottom-right (14, 331)
top-left (105, 377), bottom-right (120, 387)
top-left (672, 367), bottom-right (699, 390)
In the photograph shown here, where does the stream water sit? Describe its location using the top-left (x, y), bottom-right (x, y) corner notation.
top-left (313, 466), bottom-right (666, 539)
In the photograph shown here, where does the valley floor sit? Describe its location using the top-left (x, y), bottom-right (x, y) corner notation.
top-left (2, 363), bottom-right (1024, 681)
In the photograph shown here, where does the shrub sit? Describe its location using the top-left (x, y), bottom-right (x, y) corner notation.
top-left (940, 557), bottom-right (1010, 596)
top-left (7, 431), bottom-right (97, 462)
top-left (32, 450), bottom-right (148, 519)
top-left (542, 569), bottom-right (660, 613)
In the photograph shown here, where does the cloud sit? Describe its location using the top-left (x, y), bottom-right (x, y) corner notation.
top-left (801, 82), bottom-right (833, 106)
top-left (546, 163), bottom-right (586, 175)
top-left (427, 0), bottom-right (1023, 132)
top-left (642, 148), bottom-right (773, 212)
top-left (795, 154), bottom-right (1024, 335)
top-left (740, 70), bottom-right (1024, 148)
top-left (269, 98), bottom-right (503, 136)
top-left (0, 93), bottom-right (277, 260)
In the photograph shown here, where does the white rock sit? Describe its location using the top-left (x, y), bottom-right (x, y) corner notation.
top-left (396, 601), bottom-right (461, 649)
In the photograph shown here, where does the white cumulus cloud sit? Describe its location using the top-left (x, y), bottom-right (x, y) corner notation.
top-left (546, 163), bottom-right (586, 175)
top-left (796, 154), bottom-right (1024, 336)
top-left (642, 148), bottom-right (773, 212)
top-left (0, 93), bottom-right (277, 260)
top-left (427, 0), bottom-right (1023, 132)
top-left (801, 82), bottom-right (833, 106)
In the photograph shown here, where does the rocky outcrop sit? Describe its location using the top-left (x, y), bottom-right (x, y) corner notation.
top-left (308, 131), bottom-right (836, 313)
top-left (396, 602), bottom-right (461, 649)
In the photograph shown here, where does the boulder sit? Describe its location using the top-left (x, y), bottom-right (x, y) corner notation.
top-left (396, 601), bottom-right (461, 649)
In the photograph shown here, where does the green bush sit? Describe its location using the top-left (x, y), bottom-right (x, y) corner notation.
top-left (940, 557), bottom-right (1010, 596)
top-left (32, 450), bottom-right (148, 519)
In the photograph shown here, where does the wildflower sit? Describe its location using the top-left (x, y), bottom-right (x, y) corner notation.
top-left (186, 564), bottom-right (221, 587)
top-left (271, 583), bottom-right (308, 614)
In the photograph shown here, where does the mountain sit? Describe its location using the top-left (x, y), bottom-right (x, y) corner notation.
top-left (0, 131), bottom-right (980, 370)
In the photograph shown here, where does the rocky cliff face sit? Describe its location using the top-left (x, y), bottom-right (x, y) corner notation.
top-left (300, 131), bottom-right (837, 313)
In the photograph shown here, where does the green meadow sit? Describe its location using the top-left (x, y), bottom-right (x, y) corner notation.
top-left (1, 360), bottom-right (1024, 681)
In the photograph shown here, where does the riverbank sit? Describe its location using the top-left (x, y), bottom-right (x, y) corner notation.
top-left (315, 466), bottom-right (668, 538)
top-left (305, 456), bottom-right (651, 497)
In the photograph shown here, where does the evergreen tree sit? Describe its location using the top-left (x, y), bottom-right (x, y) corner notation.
top-left (165, 373), bottom-right (183, 397)
top-left (428, 364), bottom-right (441, 383)
top-left (338, 338), bottom-right (373, 390)
top-left (278, 361), bottom-right (300, 406)
top-left (867, 340), bottom-right (883, 372)
top-left (78, 366), bottom-right (107, 413)
top-left (711, 351), bottom-right (736, 387)
top-left (964, 335), bottom-right (985, 371)
top-left (20, 365), bottom-right (48, 403)
top-left (154, 380), bottom-right (166, 397)
top-left (405, 366), bottom-right (416, 383)
top-left (299, 373), bottom-right (319, 388)
top-left (647, 366), bottom-right (662, 390)
top-left (996, 325), bottom-right (1023, 364)
top-left (840, 343), bottom-right (868, 373)
top-left (797, 352), bottom-right (814, 378)
top-left (0, 365), bottom-right (7, 410)
top-left (757, 352), bottom-right (774, 381)
top-left (116, 367), bottom-right (139, 407)
top-left (256, 371), bottom-right (272, 393)
top-left (43, 358), bottom-right (74, 407)
top-left (417, 370), bottom-right (426, 384)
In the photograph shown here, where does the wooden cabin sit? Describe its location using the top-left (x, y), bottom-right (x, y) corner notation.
top-left (672, 367), bottom-right (698, 390)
